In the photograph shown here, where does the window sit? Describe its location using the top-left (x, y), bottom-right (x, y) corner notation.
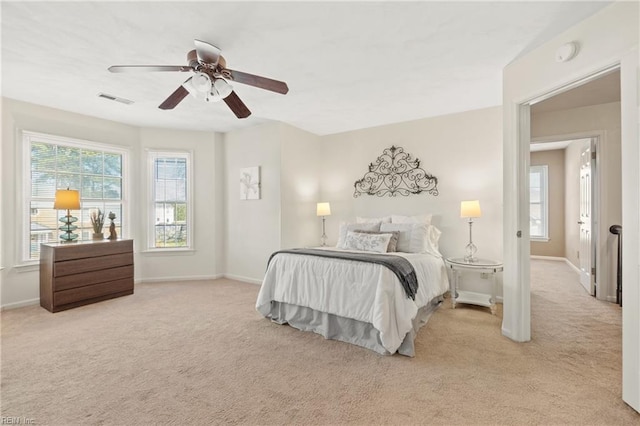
top-left (148, 151), bottom-right (192, 249)
top-left (23, 131), bottom-right (127, 261)
top-left (530, 165), bottom-right (548, 240)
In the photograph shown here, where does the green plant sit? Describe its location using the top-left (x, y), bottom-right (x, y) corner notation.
top-left (90, 209), bottom-right (105, 233)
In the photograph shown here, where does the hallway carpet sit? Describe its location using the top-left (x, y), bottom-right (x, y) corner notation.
top-left (1, 260), bottom-right (638, 424)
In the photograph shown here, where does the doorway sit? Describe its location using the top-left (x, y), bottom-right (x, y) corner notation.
top-left (528, 137), bottom-right (597, 295)
top-left (507, 59), bottom-right (639, 409)
top-left (527, 69), bottom-right (620, 303)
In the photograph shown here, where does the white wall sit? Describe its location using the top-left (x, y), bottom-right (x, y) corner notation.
top-left (137, 127), bottom-right (220, 282)
top-left (223, 123), bottom-right (283, 283)
top-left (280, 123), bottom-right (321, 249)
top-left (221, 107), bottom-right (504, 294)
top-left (223, 121), bottom-right (322, 283)
top-left (321, 107), bottom-right (503, 294)
top-left (0, 98), bottom-right (224, 308)
top-left (1, 98), bottom-right (139, 308)
top-left (502, 1), bottom-right (639, 411)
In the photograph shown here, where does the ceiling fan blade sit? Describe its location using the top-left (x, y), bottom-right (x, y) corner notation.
top-left (159, 85), bottom-right (190, 110)
top-left (194, 39), bottom-right (221, 66)
top-left (223, 91), bottom-right (251, 119)
top-left (225, 69), bottom-right (289, 94)
top-left (108, 65), bottom-right (191, 73)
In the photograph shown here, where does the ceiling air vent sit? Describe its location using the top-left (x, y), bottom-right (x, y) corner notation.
top-left (98, 93), bottom-right (134, 105)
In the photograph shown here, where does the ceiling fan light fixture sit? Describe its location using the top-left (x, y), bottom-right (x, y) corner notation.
top-left (213, 78), bottom-right (233, 99)
top-left (205, 90), bottom-right (222, 103)
top-left (191, 72), bottom-right (212, 93)
top-left (109, 39), bottom-right (286, 118)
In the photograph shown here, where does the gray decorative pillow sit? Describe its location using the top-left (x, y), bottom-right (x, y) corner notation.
top-left (352, 230), bottom-right (400, 252)
top-left (343, 231), bottom-right (392, 254)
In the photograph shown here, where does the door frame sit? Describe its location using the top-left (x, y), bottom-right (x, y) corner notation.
top-left (507, 51), bottom-right (639, 410)
top-left (504, 66), bottom-right (618, 344)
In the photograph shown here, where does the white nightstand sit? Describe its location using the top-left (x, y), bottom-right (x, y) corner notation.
top-left (445, 257), bottom-right (503, 315)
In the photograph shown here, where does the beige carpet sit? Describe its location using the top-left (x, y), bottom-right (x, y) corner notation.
top-left (1, 259), bottom-right (638, 425)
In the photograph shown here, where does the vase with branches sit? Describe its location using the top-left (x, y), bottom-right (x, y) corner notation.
top-left (90, 209), bottom-right (105, 239)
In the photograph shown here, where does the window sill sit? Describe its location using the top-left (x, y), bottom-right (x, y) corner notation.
top-left (13, 262), bottom-right (39, 273)
top-left (531, 237), bottom-right (550, 242)
top-left (141, 248), bottom-right (195, 256)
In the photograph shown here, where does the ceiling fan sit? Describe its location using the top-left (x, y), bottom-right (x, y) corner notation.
top-left (108, 39), bottom-right (289, 119)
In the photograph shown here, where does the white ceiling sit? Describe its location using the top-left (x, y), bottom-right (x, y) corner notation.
top-left (530, 140), bottom-right (574, 152)
top-left (531, 69), bottom-right (620, 114)
top-left (1, 1), bottom-right (611, 136)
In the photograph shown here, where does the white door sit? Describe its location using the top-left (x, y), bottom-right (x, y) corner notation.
top-left (578, 142), bottom-right (595, 295)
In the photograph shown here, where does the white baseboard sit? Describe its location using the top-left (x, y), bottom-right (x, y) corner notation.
top-left (223, 274), bottom-right (262, 285)
top-left (531, 255), bottom-right (581, 276)
top-left (564, 259), bottom-right (581, 275)
top-left (137, 274), bottom-right (222, 283)
top-left (1, 298), bottom-right (39, 311)
top-left (530, 255), bottom-right (566, 261)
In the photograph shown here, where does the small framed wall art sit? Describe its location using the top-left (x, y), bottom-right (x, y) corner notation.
top-left (240, 166), bottom-right (261, 200)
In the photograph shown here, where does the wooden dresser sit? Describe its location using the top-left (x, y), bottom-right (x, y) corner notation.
top-left (40, 239), bottom-right (134, 312)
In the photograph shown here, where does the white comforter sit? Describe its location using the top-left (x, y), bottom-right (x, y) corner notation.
top-left (256, 248), bottom-right (450, 353)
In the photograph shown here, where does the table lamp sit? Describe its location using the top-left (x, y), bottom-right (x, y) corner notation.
top-left (316, 202), bottom-right (331, 246)
top-left (460, 200), bottom-right (481, 262)
top-left (54, 188), bottom-right (81, 242)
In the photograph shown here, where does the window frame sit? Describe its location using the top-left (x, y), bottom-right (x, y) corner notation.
top-left (20, 130), bottom-right (129, 264)
top-left (529, 164), bottom-right (549, 241)
top-left (146, 150), bottom-right (194, 252)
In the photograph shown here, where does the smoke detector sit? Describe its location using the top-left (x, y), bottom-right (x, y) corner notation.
top-left (555, 42), bottom-right (579, 63)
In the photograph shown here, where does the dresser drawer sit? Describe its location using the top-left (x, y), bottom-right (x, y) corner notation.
top-left (53, 240), bottom-right (133, 262)
top-left (54, 253), bottom-right (133, 277)
top-left (54, 265), bottom-right (134, 291)
top-left (40, 239), bottom-right (135, 313)
top-left (54, 278), bottom-right (133, 307)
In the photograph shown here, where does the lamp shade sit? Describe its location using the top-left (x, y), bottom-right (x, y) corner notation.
top-left (214, 78), bottom-right (233, 99)
top-left (316, 202), bottom-right (331, 217)
top-left (191, 72), bottom-right (212, 93)
top-left (460, 200), bottom-right (481, 218)
top-left (54, 189), bottom-right (80, 210)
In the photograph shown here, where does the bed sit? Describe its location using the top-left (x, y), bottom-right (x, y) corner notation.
top-left (255, 217), bottom-right (450, 356)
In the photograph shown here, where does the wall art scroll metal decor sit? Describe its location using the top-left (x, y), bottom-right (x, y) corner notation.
top-left (353, 145), bottom-right (439, 197)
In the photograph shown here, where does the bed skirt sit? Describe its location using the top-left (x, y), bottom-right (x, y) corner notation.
top-left (266, 296), bottom-right (443, 357)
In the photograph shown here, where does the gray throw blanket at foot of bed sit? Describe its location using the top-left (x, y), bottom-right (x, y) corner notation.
top-left (268, 248), bottom-right (418, 300)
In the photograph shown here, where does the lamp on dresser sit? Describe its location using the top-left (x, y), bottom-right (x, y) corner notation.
top-left (316, 202), bottom-right (331, 246)
top-left (460, 200), bottom-right (481, 262)
top-left (53, 188), bottom-right (81, 242)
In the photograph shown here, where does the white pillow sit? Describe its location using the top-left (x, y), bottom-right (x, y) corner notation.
top-left (356, 216), bottom-right (391, 224)
top-left (336, 222), bottom-right (381, 248)
top-left (343, 231), bottom-right (392, 253)
top-left (378, 223), bottom-right (442, 257)
top-left (380, 223), bottom-right (428, 253)
top-left (391, 214), bottom-right (432, 225)
top-left (425, 225), bottom-right (442, 257)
